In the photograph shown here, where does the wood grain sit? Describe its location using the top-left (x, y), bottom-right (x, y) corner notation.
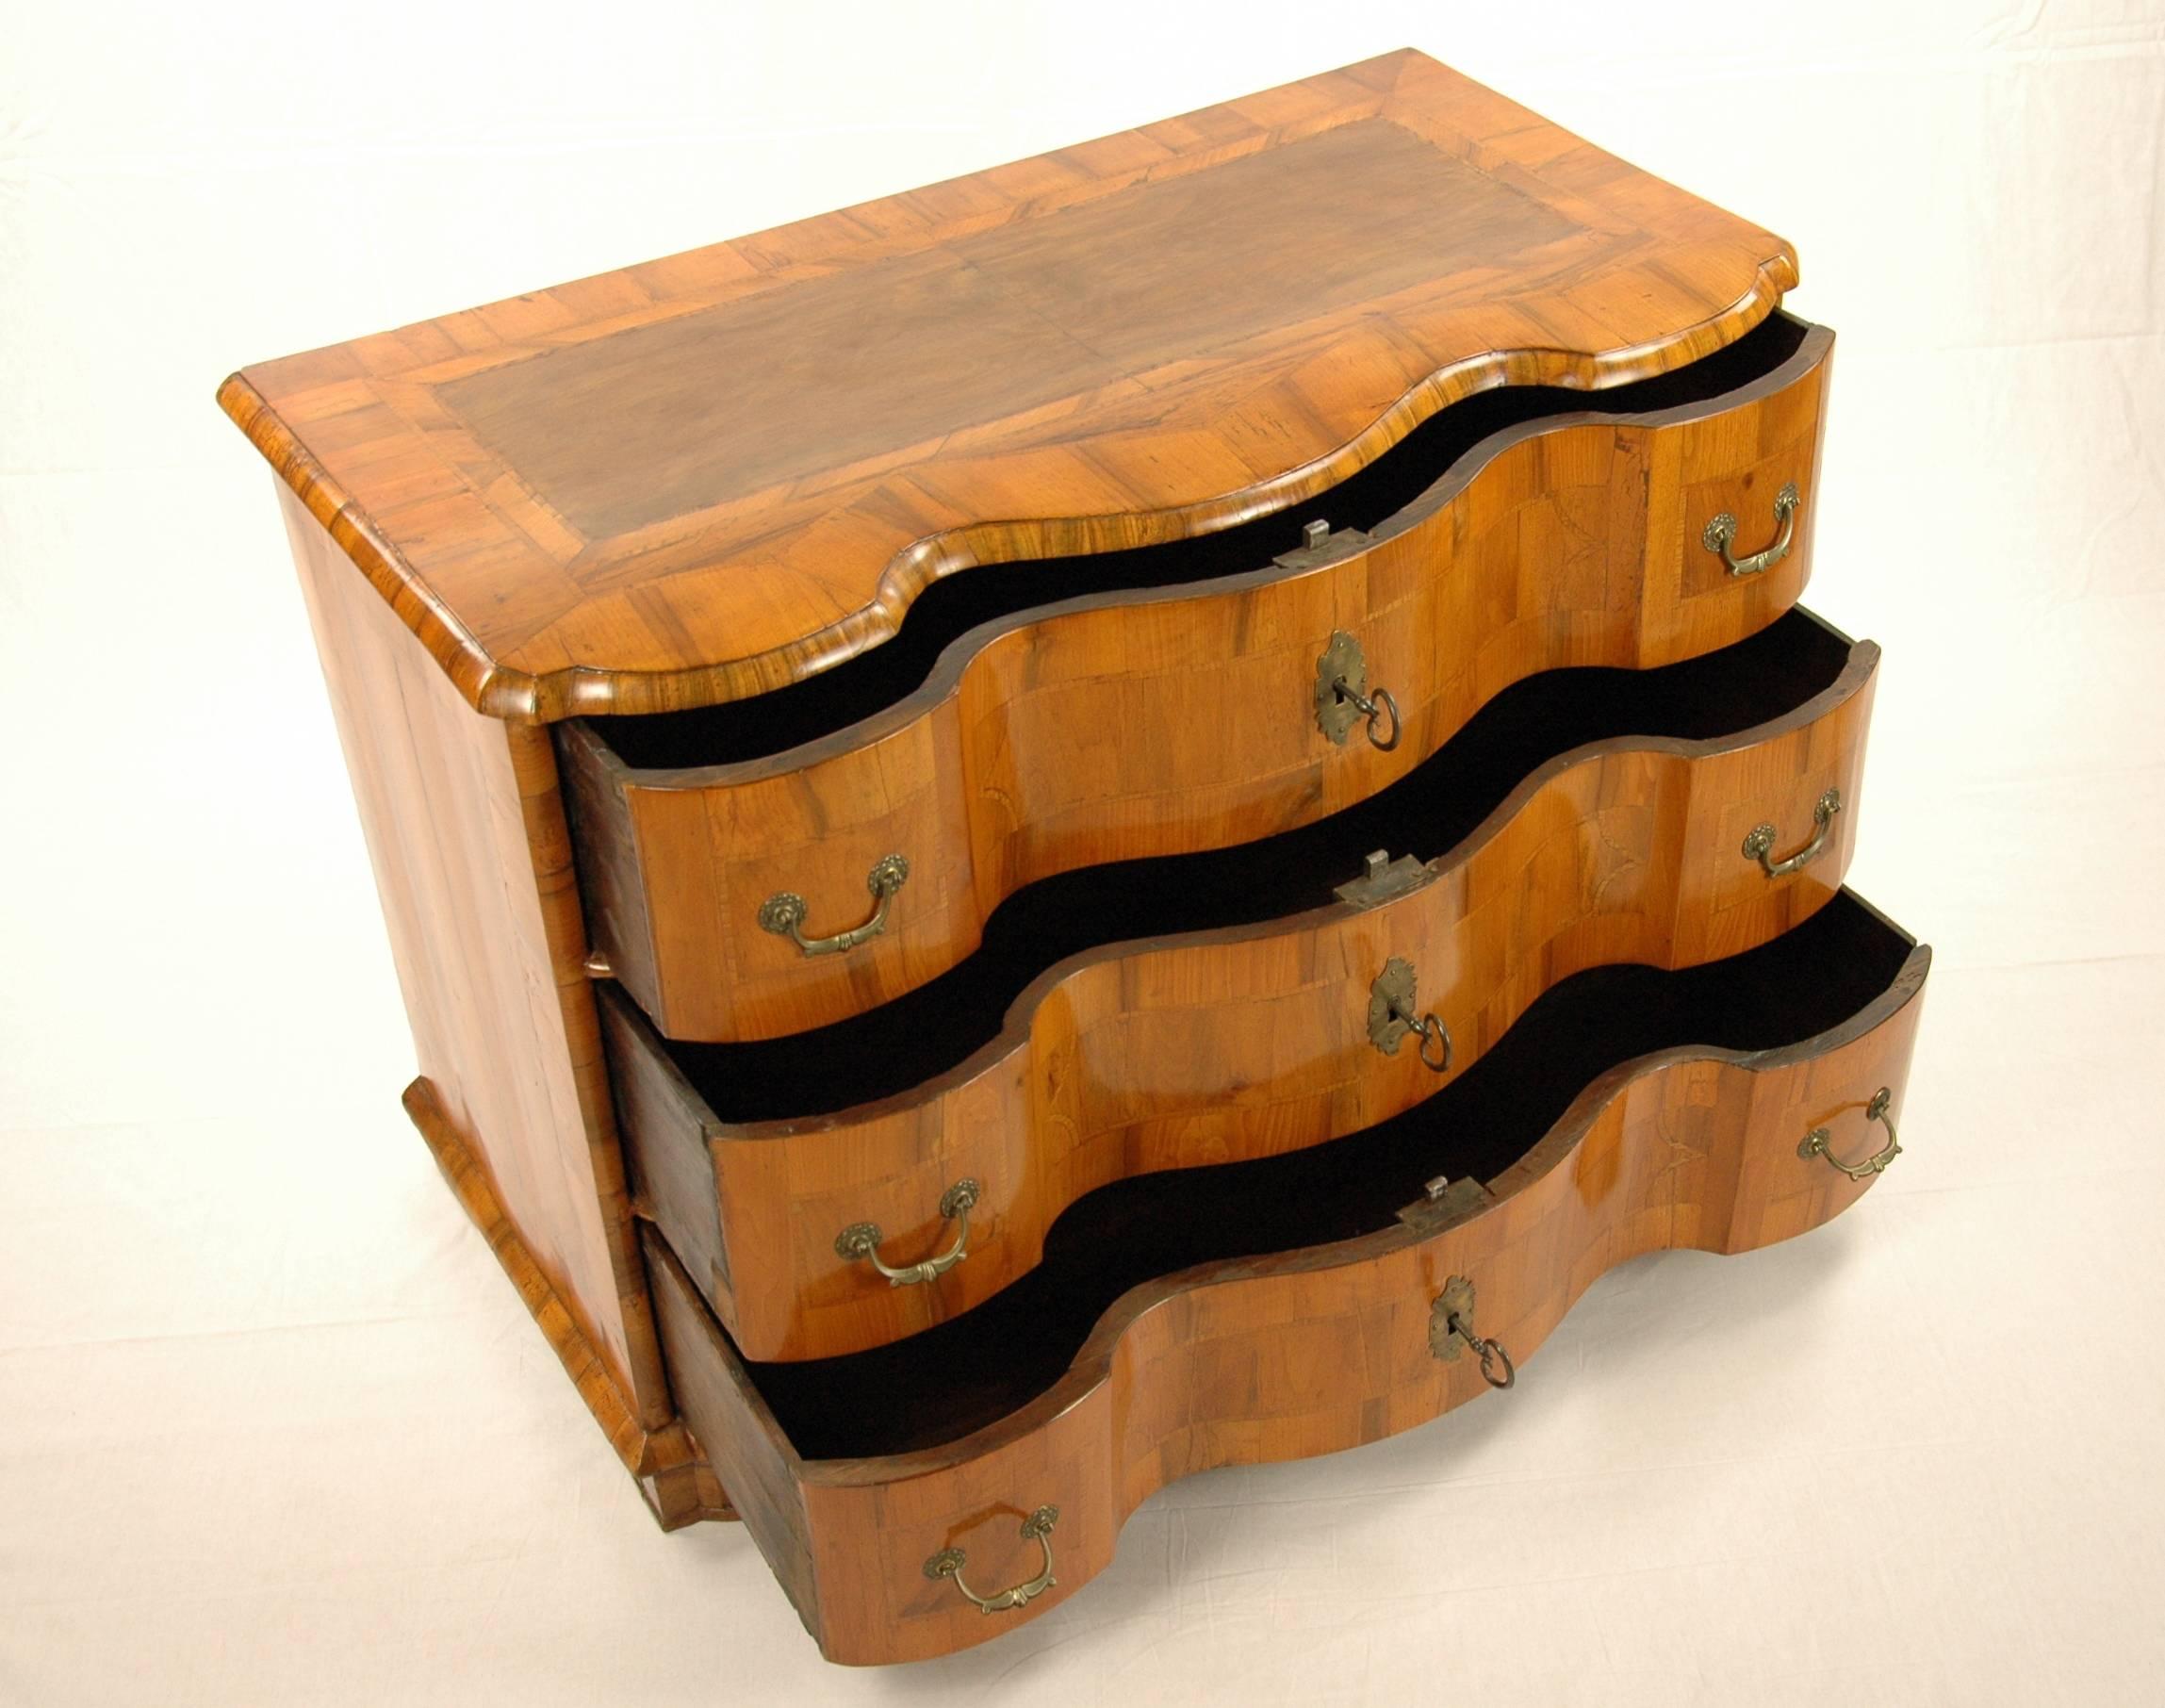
top-left (564, 320), bottom-right (1831, 1042)
top-left (615, 629), bottom-right (1877, 1363)
top-left (647, 916), bottom-right (1929, 1663)
top-left (217, 50), bottom-right (1798, 719)
top-left (279, 485), bottom-right (679, 1446)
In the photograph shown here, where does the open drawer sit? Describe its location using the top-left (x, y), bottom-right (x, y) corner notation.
top-left (562, 313), bottom-right (1833, 1043)
top-left (609, 607), bottom-right (1876, 1362)
top-left (646, 889), bottom-right (1927, 1664)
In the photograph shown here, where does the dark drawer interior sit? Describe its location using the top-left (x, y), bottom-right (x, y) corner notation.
top-left (645, 604), bottom-right (1859, 1120)
top-left (725, 888), bottom-right (1919, 1462)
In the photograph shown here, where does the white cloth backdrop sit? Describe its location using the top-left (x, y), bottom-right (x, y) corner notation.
top-left (4, 3), bottom-right (2161, 1701)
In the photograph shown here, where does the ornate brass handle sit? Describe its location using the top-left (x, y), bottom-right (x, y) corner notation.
top-left (1369, 957), bottom-right (1452, 1072)
top-left (1702, 481), bottom-right (1800, 577)
top-left (835, 1178), bottom-right (979, 1286)
top-left (925, 1506), bottom-right (1058, 1615)
top-left (1315, 630), bottom-right (1402, 751)
top-left (759, 853), bottom-right (910, 956)
top-left (1428, 1275), bottom-right (1516, 1388)
top-left (1743, 788), bottom-right (1842, 879)
top-left (1800, 1087), bottom-right (1902, 1181)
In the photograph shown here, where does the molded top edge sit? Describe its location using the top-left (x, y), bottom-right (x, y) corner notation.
top-left (221, 49), bottom-right (1796, 720)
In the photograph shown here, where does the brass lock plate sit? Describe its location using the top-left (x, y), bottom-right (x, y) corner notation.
top-left (1273, 517), bottom-right (1371, 571)
top-left (1335, 848), bottom-right (1435, 911)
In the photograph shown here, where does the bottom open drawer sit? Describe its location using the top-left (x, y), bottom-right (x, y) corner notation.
top-left (646, 889), bottom-right (1928, 1665)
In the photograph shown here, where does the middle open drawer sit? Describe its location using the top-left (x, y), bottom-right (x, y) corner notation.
top-left (604, 606), bottom-right (1874, 1362)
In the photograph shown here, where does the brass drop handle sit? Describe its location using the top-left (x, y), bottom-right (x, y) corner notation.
top-left (1743, 788), bottom-right (1842, 879)
top-left (1428, 1275), bottom-right (1516, 1389)
top-left (1800, 1087), bottom-right (1903, 1181)
top-left (1315, 630), bottom-right (1402, 751)
top-left (1702, 481), bottom-right (1801, 577)
top-left (1369, 957), bottom-right (1452, 1072)
top-left (835, 1179), bottom-right (979, 1286)
top-left (759, 853), bottom-right (909, 957)
top-left (925, 1506), bottom-right (1059, 1615)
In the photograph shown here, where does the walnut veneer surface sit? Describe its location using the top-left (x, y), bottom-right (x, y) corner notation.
top-left (279, 484), bottom-right (720, 1526)
top-left (561, 317), bottom-right (1829, 1042)
top-left (612, 613), bottom-right (1875, 1362)
top-left (649, 894), bottom-right (1928, 1664)
top-left (220, 48), bottom-right (1796, 718)
top-left (221, 47), bottom-right (1918, 1670)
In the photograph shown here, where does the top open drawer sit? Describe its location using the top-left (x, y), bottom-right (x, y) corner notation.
top-left (559, 315), bottom-right (1833, 1042)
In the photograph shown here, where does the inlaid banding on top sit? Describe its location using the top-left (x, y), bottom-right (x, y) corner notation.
top-left (218, 51), bottom-right (1800, 718)
top-left (439, 122), bottom-right (1582, 538)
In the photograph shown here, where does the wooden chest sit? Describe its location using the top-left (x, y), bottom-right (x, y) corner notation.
top-left (220, 50), bottom-right (1924, 1665)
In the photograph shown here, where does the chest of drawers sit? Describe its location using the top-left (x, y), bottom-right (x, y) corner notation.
top-left (221, 50), bottom-right (1924, 1665)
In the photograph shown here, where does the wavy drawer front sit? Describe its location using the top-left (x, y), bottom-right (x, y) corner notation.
top-left (610, 613), bottom-right (1877, 1363)
top-left (646, 893), bottom-right (1929, 1665)
top-left (562, 318), bottom-right (1832, 1043)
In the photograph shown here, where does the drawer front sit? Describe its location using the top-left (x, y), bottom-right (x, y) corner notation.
top-left (562, 323), bottom-right (1833, 1044)
top-left (613, 632), bottom-right (1878, 1363)
top-left (645, 916), bottom-right (1927, 1664)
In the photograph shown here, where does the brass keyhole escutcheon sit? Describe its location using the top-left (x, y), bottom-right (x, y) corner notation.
top-left (1428, 1275), bottom-right (1516, 1389)
top-left (1314, 630), bottom-right (1402, 750)
top-left (1369, 957), bottom-right (1452, 1073)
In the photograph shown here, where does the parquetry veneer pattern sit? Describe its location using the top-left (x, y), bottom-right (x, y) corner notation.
top-left (221, 51), bottom-right (1799, 718)
top-left (559, 318), bottom-right (1829, 1042)
top-left (610, 615), bottom-right (1875, 1362)
top-left (222, 48), bottom-right (1920, 1667)
top-left (648, 894), bottom-right (1927, 1664)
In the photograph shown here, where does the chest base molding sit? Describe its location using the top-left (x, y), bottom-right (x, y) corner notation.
top-left (403, 1075), bottom-right (737, 1531)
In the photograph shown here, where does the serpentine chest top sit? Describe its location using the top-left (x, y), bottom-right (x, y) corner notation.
top-left (222, 50), bottom-right (1923, 1667)
top-left (223, 52), bottom-right (1794, 718)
